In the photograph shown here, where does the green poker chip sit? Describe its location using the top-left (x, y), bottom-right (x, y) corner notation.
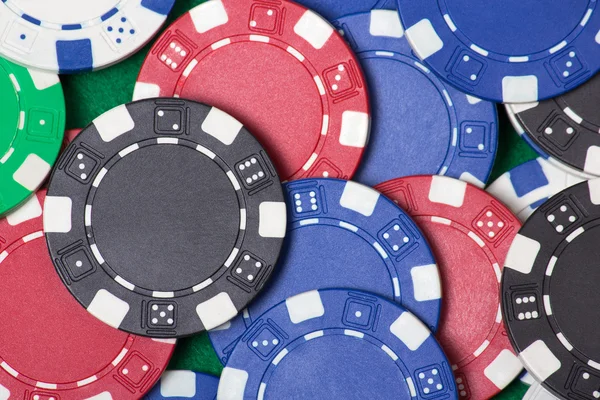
top-left (0, 57), bottom-right (65, 216)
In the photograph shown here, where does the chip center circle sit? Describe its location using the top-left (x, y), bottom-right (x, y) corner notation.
top-left (0, 65), bottom-right (20, 160)
top-left (264, 334), bottom-right (411, 399)
top-left (549, 224), bottom-right (600, 360)
top-left (361, 55), bottom-right (453, 177)
top-left (10, 0), bottom-right (121, 25)
top-left (91, 143), bottom-right (240, 293)
top-left (443, 0), bottom-right (590, 56)
top-left (178, 41), bottom-right (323, 181)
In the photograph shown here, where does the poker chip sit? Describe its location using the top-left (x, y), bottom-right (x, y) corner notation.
top-left (144, 370), bottom-right (218, 400)
top-left (208, 178), bottom-right (441, 363)
top-left (487, 157), bottom-right (587, 222)
top-left (376, 175), bottom-right (523, 399)
top-left (0, 0), bottom-right (175, 73)
top-left (502, 179), bottom-right (600, 400)
top-left (0, 190), bottom-right (175, 399)
top-left (520, 371), bottom-right (535, 386)
top-left (507, 73), bottom-right (600, 177)
top-left (44, 98), bottom-right (287, 338)
top-left (334, 10), bottom-right (498, 188)
top-left (218, 288), bottom-right (457, 400)
top-left (520, 372), bottom-right (561, 400)
top-left (62, 128), bottom-right (81, 148)
top-left (395, 1), bottom-right (600, 103)
top-left (0, 56), bottom-right (64, 216)
top-left (294, 0), bottom-right (395, 21)
top-left (523, 382), bottom-right (560, 400)
top-left (134, 0), bottom-right (370, 182)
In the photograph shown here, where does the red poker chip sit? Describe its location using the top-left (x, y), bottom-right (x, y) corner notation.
top-left (134, 0), bottom-right (370, 182)
top-left (0, 190), bottom-right (175, 399)
top-left (376, 175), bottom-right (523, 399)
top-left (63, 129), bottom-right (82, 148)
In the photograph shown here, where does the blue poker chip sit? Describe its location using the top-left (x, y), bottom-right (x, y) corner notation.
top-left (334, 11), bottom-right (498, 187)
top-left (218, 289), bottom-right (457, 400)
top-left (209, 178), bottom-right (441, 364)
top-left (144, 371), bottom-right (218, 400)
top-left (0, 1), bottom-right (175, 73)
top-left (487, 157), bottom-right (587, 221)
top-left (395, 1), bottom-right (600, 103)
top-left (293, 0), bottom-right (395, 20)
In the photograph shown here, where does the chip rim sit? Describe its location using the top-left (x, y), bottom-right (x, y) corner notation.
top-left (0, 57), bottom-right (65, 216)
top-left (218, 288), bottom-right (457, 400)
top-left (133, 0), bottom-right (371, 182)
top-left (0, 189), bottom-right (175, 398)
top-left (0, 0), bottom-right (176, 73)
top-left (44, 98), bottom-right (287, 338)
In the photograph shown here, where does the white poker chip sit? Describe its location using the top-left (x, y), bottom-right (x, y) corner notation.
top-left (0, 0), bottom-right (175, 73)
top-left (487, 157), bottom-right (587, 222)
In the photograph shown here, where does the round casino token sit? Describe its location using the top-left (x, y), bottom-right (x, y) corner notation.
top-left (0, 0), bottom-right (175, 73)
top-left (520, 371), bottom-right (535, 386)
top-left (294, 0), bottom-right (395, 21)
top-left (134, 0), bottom-right (370, 182)
top-left (523, 382), bottom-right (560, 400)
top-left (376, 175), bottom-right (523, 399)
top-left (218, 289), bottom-right (457, 400)
top-left (507, 73), bottom-right (600, 177)
top-left (208, 178), bottom-right (442, 364)
top-left (395, 1), bottom-right (600, 103)
top-left (519, 372), bottom-right (562, 400)
top-left (62, 128), bottom-right (81, 148)
top-left (334, 10), bottom-right (498, 187)
top-left (0, 190), bottom-right (175, 399)
top-left (0, 57), bottom-right (64, 216)
top-left (144, 370), bottom-right (218, 400)
top-left (487, 157), bottom-right (587, 222)
top-left (44, 98), bottom-right (287, 338)
top-left (502, 179), bottom-right (600, 400)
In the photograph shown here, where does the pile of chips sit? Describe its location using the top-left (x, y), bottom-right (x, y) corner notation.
top-left (1, 1), bottom-right (599, 399)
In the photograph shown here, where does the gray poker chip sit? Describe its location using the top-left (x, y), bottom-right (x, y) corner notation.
top-left (507, 73), bottom-right (600, 177)
top-left (502, 179), bottom-right (600, 399)
top-left (44, 98), bottom-right (287, 338)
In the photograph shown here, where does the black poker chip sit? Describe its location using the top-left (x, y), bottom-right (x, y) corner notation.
top-left (507, 73), bottom-right (600, 178)
top-left (501, 179), bottom-right (600, 399)
top-left (44, 98), bottom-right (287, 338)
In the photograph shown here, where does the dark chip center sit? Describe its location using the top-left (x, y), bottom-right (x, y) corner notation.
top-left (92, 144), bottom-right (240, 292)
top-left (551, 225), bottom-right (600, 359)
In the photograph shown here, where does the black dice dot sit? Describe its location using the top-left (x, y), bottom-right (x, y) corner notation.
top-left (512, 291), bottom-right (540, 321)
top-left (148, 301), bottom-right (176, 328)
top-left (232, 253), bottom-right (265, 286)
top-left (67, 149), bottom-right (98, 183)
top-left (236, 156), bottom-right (267, 188)
top-left (155, 108), bottom-right (183, 134)
top-left (63, 248), bottom-right (94, 280)
top-left (547, 202), bottom-right (578, 233)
